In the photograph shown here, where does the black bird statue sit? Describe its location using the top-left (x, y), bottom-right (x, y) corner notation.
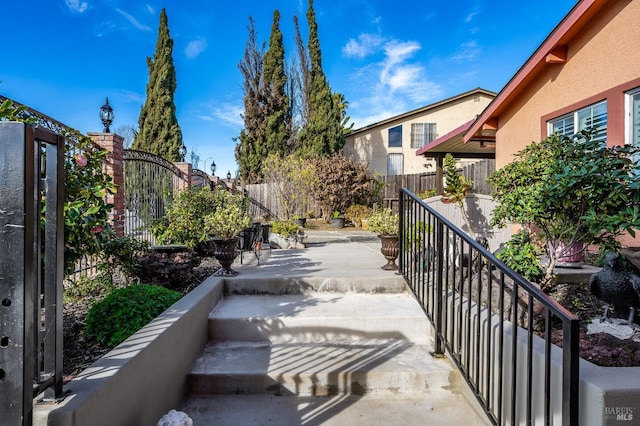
top-left (589, 252), bottom-right (640, 328)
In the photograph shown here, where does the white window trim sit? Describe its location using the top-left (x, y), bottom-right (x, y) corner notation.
top-left (547, 100), bottom-right (607, 142)
top-left (625, 87), bottom-right (640, 146)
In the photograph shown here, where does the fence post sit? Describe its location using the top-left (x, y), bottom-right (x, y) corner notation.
top-left (89, 132), bottom-right (125, 237)
top-left (174, 162), bottom-right (192, 190)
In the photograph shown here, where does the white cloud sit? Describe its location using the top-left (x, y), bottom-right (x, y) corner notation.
top-left (343, 33), bottom-right (385, 58)
top-left (185, 37), bottom-right (207, 59)
top-left (345, 37), bottom-right (443, 128)
top-left (451, 40), bottom-right (480, 62)
top-left (199, 103), bottom-right (243, 128)
top-left (465, 10), bottom-right (479, 23)
top-left (115, 8), bottom-right (152, 31)
top-left (65, 0), bottom-right (89, 14)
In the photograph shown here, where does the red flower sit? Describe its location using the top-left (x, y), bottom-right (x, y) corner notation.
top-left (74, 153), bottom-right (88, 167)
top-left (91, 226), bottom-right (103, 234)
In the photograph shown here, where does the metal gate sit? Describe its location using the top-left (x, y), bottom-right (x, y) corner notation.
top-left (0, 122), bottom-right (65, 425)
top-left (123, 149), bottom-right (184, 244)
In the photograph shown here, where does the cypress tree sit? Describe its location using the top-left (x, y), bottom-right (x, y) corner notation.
top-left (262, 10), bottom-right (291, 158)
top-left (298, 0), bottom-right (346, 157)
top-left (133, 8), bottom-right (183, 161)
top-left (235, 17), bottom-right (267, 184)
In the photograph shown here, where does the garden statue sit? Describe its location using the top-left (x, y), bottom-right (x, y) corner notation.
top-left (589, 252), bottom-right (640, 328)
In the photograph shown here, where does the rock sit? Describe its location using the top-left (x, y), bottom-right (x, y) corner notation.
top-left (587, 317), bottom-right (640, 342)
top-left (157, 409), bottom-right (193, 426)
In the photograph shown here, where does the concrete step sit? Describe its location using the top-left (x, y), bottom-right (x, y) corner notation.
top-left (208, 293), bottom-right (432, 344)
top-left (179, 393), bottom-right (487, 426)
top-left (188, 340), bottom-right (455, 397)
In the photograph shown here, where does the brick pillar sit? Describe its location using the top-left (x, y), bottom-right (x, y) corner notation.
top-left (88, 132), bottom-right (125, 237)
top-left (174, 162), bottom-right (192, 191)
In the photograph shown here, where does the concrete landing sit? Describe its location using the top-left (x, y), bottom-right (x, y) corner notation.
top-left (180, 393), bottom-right (479, 426)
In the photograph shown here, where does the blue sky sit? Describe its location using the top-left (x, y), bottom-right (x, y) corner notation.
top-left (2, 0), bottom-right (576, 177)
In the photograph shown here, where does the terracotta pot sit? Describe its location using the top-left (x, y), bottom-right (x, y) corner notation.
top-left (213, 237), bottom-right (240, 276)
top-left (379, 234), bottom-right (400, 270)
top-left (549, 241), bottom-right (584, 267)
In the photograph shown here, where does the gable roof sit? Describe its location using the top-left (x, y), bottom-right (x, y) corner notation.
top-left (347, 87), bottom-right (496, 137)
top-left (463, 0), bottom-right (608, 143)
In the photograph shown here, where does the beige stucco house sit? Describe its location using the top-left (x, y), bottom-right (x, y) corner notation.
top-left (464, 0), bottom-right (640, 167)
top-left (461, 0), bottom-right (640, 246)
top-left (344, 88), bottom-right (495, 176)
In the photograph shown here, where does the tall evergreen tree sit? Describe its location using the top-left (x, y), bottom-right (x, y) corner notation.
top-left (235, 17), bottom-right (267, 184)
top-left (262, 10), bottom-right (291, 158)
top-left (298, 0), bottom-right (346, 157)
top-left (290, 15), bottom-right (311, 140)
top-left (133, 8), bottom-right (183, 161)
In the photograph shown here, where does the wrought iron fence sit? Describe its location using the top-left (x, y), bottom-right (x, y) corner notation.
top-left (123, 149), bottom-right (185, 244)
top-left (399, 188), bottom-right (580, 425)
top-left (191, 168), bottom-right (212, 189)
top-left (0, 123), bottom-right (65, 424)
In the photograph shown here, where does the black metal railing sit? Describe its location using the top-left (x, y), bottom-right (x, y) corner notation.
top-left (0, 123), bottom-right (65, 424)
top-left (399, 189), bottom-right (579, 426)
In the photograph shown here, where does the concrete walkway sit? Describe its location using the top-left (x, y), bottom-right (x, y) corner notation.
top-left (178, 228), bottom-right (489, 426)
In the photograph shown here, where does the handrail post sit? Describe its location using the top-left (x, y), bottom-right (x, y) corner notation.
top-left (399, 190), bottom-right (405, 272)
top-left (434, 220), bottom-right (445, 355)
top-left (563, 318), bottom-right (580, 425)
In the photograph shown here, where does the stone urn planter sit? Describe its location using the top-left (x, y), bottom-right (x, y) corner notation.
top-left (378, 234), bottom-right (400, 270)
top-left (331, 217), bottom-right (345, 228)
top-left (212, 237), bottom-right (240, 276)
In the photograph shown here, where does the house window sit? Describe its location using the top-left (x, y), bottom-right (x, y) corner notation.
top-left (626, 88), bottom-right (640, 163)
top-left (410, 123), bottom-right (437, 149)
top-left (387, 153), bottom-right (403, 175)
top-left (388, 125), bottom-right (402, 148)
top-left (548, 101), bottom-right (607, 144)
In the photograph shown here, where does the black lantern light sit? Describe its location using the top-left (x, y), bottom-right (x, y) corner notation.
top-left (210, 161), bottom-right (217, 175)
top-left (179, 143), bottom-right (187, 161)
top-left (227, 170), bottom-right (232, 180)
top-left (99, 97), bottom-right (114, 132)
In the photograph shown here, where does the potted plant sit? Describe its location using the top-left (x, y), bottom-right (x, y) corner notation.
top-left (331, 211), bottom-right (345, 228)
top-left (293, 214), bottom-right (307, 228)
top-left (346, 204), bottom-right (372, 228)
top-left (367, 208), bottom-right (400, 270)
top-left (490, 129), bottom-right (640, 291)
top-left (204, 195), bottom-right (252, 276)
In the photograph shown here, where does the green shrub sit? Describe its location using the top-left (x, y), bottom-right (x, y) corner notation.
top-left (85, 284), bottom-right (182, 347)
top-left (345, 204), bottom-right (372, 226)
top-left (496, 230), bottom-right (543, 283)
top-left (64, 273), bottom-right (114, 303)
top-left (366, 208), bottom-right (399, 236)
top-left (100, 235), bottom-right (148, 279)
top-left (152, 187), bottom-right (227, 249)
top-left (271, 220), bottom-right (300, 238)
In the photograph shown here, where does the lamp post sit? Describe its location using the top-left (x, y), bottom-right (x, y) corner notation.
top-left (210, 161), bottom-right (217, 176)
top-left (227, 170), bottom-right (232, 180)
top-left (179, 143), bottom-right (187, 161)
top-left (99, 97), bottom-right (114, 132)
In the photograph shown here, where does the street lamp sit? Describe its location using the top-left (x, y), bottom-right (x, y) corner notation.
top-left (210, 161), bottom-right (217, 176)
top-left (179, 143), bottom-right (187, 161)
top-left (227, 170), bottom-right (232, 180)
top-left (99, 97), bottom-right (114, 132)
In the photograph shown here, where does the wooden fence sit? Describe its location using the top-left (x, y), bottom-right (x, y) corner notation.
top-left (246, 159), bottom-right (496, 220)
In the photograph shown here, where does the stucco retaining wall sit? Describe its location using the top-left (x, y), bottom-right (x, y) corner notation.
top-left (34, 277), bottom-right (224, 426)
